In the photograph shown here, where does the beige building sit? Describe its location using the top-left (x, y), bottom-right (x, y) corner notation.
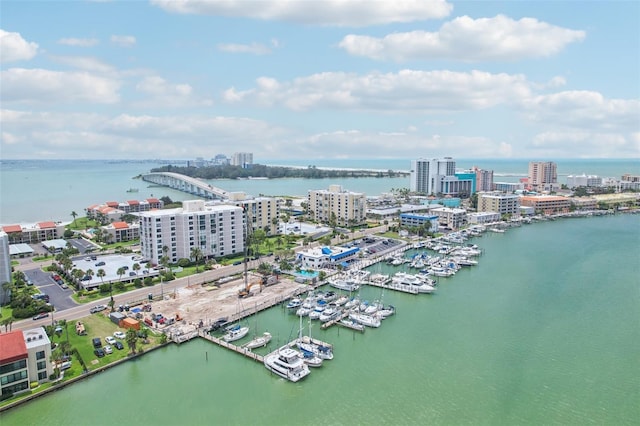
top-left (307, 185), bottom-right (366, 227)
top-left (227, 194), bottom-right (282, 236)
top-left (520, 195), bottom-right (571, 215)
top-left (1, 222), bottom-right (64, 244)
top-left (477, 192), bottom-right (521, 217)
top-left (527, 161), bottom-right (558, 192)
top-left (102, 221), bottom-right (141, 243)
top-left (430, 207), bottom-right (467, 230)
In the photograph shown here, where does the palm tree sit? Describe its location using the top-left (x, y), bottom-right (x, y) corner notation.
top-left (132, 262), bottom-right (141, 276)
top-left (97, 268), bottom-right (106, 286)
top-left (71, 211), bottom-right (78, 227)
top-left (85, 268), bottom-right (94, 283)
top-left (125, 328), bottom-right (138, 355)
top-left (190, 247), bottom-right (203, 272)
top-left (115, 267), bottom-right (126, 301)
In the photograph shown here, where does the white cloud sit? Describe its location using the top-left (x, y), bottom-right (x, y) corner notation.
top-left (49, 55), bottom-right (115, 73)
top-left (1, 68), bottom-right (121, 104)
top-left (223, 69), bottom-right (532, 112)
top-left (530, 131), bottom-right (635, 158)
top-left (521, 90), bottom-right (640, 131)
top-left (217, 42), bottom-right (273, 55)
top-left (110, 35), bottom-right (136, 47)
top-left (0, 29), bottom-right (39, 62)
top-left (338, 14), bottom-right (586, 61)
top-left (151, 0), bottom-right (452, 26)
top-left (57, 37), bottom-right (99, 47)
top-left (134, 75), bottom-right (213, 107)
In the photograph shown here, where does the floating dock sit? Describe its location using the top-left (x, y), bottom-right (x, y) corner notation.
top-left (199, 330), bottom-right (264, 363)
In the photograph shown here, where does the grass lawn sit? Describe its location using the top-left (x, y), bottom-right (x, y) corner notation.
top-left (66, 217), bottom-right (99, 231)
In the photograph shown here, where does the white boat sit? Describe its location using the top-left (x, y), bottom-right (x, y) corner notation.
top-left (319, 307), bottom-right (341, 323)
top-left (298, 347), bottom-right (323, 368)
top-left (242, 332), bottom-right (272, 349)
top-left (296, 306), bottom-right (312, 317)
top-left (339, 318), bottom-right (365, 332)
top-left (334, 295), bottom-right (349, 306)
top-left (377, 305), bottom-right (396, 318)
top-left (286, 298), bottom-right (302, 310)
top-left (364, 301), bottom-right (382, 315)
top-left (263, 347), bottom-right (311, 382)
top-left (344, 297), bottom-right (360, 310)
top-left (308, 302), bottom-right (326, 320)
top-left (349, 312), bottom-right (381, 328)
top-left (328, 278), bottom-right (360, 292)
top-left (296, 336), bottom-right (334, 360)
top-left (222, 325), bottom-right (249, 342)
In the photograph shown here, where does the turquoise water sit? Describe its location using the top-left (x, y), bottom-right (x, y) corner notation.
top-left (2, 214), bottom-right (638, 425)
top-left (295, 269), bottom-right (319, 278)
top-left (1, 159), bottom-right (638, 224)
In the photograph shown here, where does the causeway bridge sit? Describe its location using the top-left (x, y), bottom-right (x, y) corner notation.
top-left (141, 172), bottom-right (229, 200)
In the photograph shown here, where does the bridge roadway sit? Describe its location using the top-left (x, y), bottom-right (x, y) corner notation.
top-left (142, 172), bottom-right (229, 200)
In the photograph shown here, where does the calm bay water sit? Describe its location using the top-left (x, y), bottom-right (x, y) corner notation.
top-left (1, 158), bottom-right (638, 224)
top-left (2, 214), bottom-right (639, 425)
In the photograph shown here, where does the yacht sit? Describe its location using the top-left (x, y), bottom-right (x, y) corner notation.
top-left (242, 332), bottom-right (272, 349)
top-left (296, 336), bottom-right (334, 360)
top-left (263, 347), bottom-right (311, 382)
top-left (348, 312), bottom-right (381, 328)
top-left (328, 278), bottom-right (360, 292)
top-left (319, 307), bottom-right (341, 323)
top-left (286, 298), bottom-right (302, 310)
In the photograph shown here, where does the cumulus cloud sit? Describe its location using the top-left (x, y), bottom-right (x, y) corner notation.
top-left (134, 75), bottom-right (213, 107)
top-left (49, 55), bottom-right (115, 73)
top-left (1, 68), bottom-right (121, 104)
top-left (223, 69), bottom-right (532, 112)
top-left (0, 29), bottom-right (39, 62)
top-left (217, 42), bottom-right (273, 55)
top-left (57, 37), bottom-right (99, 47)
top-left (338, 15), bottom-right (586, 61)
top-left (530, 131), bottom-right (635, 158)
top-left (111, 35), bottom-right (136, 47)
top-left (151, 0), bottom-right (452, 26)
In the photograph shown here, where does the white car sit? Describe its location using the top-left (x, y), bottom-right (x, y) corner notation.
top-left (113, 331), bottom-right (126, 339)
top-left (104, 345), bottom-right (113, 354)
top-left (105, 336), bottom-right (116, 345)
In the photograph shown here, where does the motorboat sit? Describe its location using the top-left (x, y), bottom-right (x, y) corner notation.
top-left (286, 298), bottom-right (302, 310)
top-left (242, 332), bottom-right (272, 349)
top-left (364, 301), bottom-right (382, 315)
top-left (339, 318), bottom-right (365, 332)
top-left (222, 324), bottom-right (249, 342)
top-left (319, 307), bottom-right (341, 323)
top-left (328, 278), bottom-right (360, 292)
top-left (296, 336), bottom-right (334, 360)
top-left (296, 306), bottom-right (312, 317)
top-left (348, 312), bottom-right (381, 328)
top-left (377, 305), bottom-right (396, 319)
top-left (263, 347), bottom-right (311, 382)
top-left (334, 295), bottom-right (349, 306)
top-left (344, 297), bottom-right (360, 310)
top-left (308, 301), bottom-right (327, 320)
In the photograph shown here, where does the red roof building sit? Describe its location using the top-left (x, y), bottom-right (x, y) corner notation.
top-left (112, 221), bottom-right (129, 230)
top-left (37, 221), bottom-right (56, 229)
top-left (0, 330), bottom-right (28, 364)
top-left (2, 225), bottom-right (22, 234)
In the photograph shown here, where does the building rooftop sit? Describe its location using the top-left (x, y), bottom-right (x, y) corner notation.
top-left (2, 224), bottom-right (23, 233)
top-left (112, 221), bottom-right (129, 230)
top-left (23, 327), bottom-right (50, 349)
top-left (0, 330), bottom-right (28, 364)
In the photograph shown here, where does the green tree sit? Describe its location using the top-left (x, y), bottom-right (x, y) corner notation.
top-left (97, 268), bottom-right (106, 287)
top-left (71, 211), bottom-right (78, 227)
top-left (125, 328), bottom-right (138, 355)
top-left (132, 262), bottom-right (141, 276)
top-left (190, 247), bottom-right (203, 272)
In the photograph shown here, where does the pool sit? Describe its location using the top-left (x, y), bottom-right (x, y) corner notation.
top-left (296, 269), bottom-right (319, 279)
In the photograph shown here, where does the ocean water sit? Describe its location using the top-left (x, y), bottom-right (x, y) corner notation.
top-left (1, 158), bottom-right (638, 224)
top-left (1, 214), bottom-right (638, 425)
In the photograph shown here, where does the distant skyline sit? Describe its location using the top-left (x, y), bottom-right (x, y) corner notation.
top-left (1, 0), bottom-right (639, 160)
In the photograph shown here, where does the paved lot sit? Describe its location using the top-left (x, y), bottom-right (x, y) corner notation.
top-left (23, 268), bottom-right (78, 310)
top-left (67, 238), bottom-right (99, 254)
top-left (70, 253), bottom-right (159, 289)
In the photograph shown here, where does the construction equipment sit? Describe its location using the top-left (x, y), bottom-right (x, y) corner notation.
top-left (238, 278), bottom-right (263, 298)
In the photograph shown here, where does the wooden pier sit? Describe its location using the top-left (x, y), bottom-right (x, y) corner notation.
top-left (199, 330), bottom-right (264, 363)
top-left (320, 311), bottom-right (349, 330)
top-left (365, 278), bottom-right (419, 295)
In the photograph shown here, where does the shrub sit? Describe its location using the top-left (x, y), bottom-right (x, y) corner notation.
top-left (133, 278), bottom-right (143, 288)
top-left (114, 282), bottom-right (125, 291)
top-left (177, 258), bottom-right (190, 267)
top-left (144, 277), bottom-right (154, 286)
top-left (99, 284), bottom-right (110, 294)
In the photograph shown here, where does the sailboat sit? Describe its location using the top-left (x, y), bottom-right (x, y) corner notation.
top-left (242, 303), bottom-right (272, 349)
top-left (222, 323), bottom-right (249, 342)
top-left (296, 316), bottom-right (333, 361)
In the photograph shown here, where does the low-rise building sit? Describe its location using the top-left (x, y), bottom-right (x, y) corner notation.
top-left (430, 207), bottom-right (467, 230)
top-left (296, 246), bottom-right (360, 269)
top-left (1, 222), bottom-right (64, 244)
top-left (0, 327), bottom-right (52, 398)
top-left (570, 197), bottom-right (598, 210)
top-left (102, 221), bottom-right (140, 243)
top-left (477, 192), bottom-right (521, 217)
top-left (399, 213), bottom-right (439, 231)
top-left (520, 195), bottom-right (571, 215)
top-left (467, 212), bottom-right (501, 224)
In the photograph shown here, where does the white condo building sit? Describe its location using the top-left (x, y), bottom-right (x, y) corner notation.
top-left (0, 231), bottom-right (11, 305)
top-left (410, 158), bottom-right (456, 195)
top-left (139, 200), bottom-right (245, 266)
top-left (307, 185), bottom-right (366, 227)
top-left (231, 152), bottom-right (253, 168)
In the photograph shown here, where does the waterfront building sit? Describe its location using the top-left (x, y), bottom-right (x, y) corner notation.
top-left (102, 221), bottom-right (140, 243)
top-left (139, 200), bottom-right (244, 266)
top-left (591, 193), bottom-right (640, 208)
top-left (494, 182), bottom-right (525, 192)
top-left (366, 202), bottom-right (434, 222)
top-left (570, 197), bottom-right (598, 211)
top-left (566, 174), bottom-right (602, 188)
top-left (0, 327), bottom-right (52, 398)
top-left (520, 195), bottom-right (571, 215)
top-left (307, 185), bottom-right (366, 227)
top-left (86, 198), bottom-right (164, 222)
top-left (467, 212), bottom-right (501, 224)
top-left (0, 231), bottom-right (11, 305)
top-left (231, 152), bottom-right (253, 168)
top-left (399, 213), bottom-right (439, 230)
top-left (527, 161), bottom-right (558, 192)
top-left (602, 177), bottom-right (640, 192)
top-left (0, 222), bottom-right (64, 244)
top-left (225, 194), bottom-right (282, 236)
top-left (621, 174), bottom-right (640, 183)
top-left (410, 157), bottom-right (473, 197)
top-left (430, 207), bottom-right (467, 230)
top-left (477, 192), bottom-right (521, 217)
top-left (296, 245), bottom-right (360, 270)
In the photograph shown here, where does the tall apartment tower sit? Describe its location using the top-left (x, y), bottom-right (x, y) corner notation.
top-left (231, 152), bottom-right (253, 168)
top-left (410, 158), bottom-right (456, 195)
top-left (307, 185), bottom-right (366, 227)
top-left (0, 231), bottom-right (11, 305)
top-left (528, 161), bottom-right (558, 192)
top-left (471, 166), bottom-right (494, 192)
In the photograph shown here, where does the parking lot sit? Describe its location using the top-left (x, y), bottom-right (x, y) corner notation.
top-left (23, 268), bottom-right (78, 311)
top-left (67, 238), bottom-right (99, 254)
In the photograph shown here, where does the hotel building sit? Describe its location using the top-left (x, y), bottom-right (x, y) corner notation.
top-left (307, 185), bottom-right (366, 227)
top-left (399, 213), bottom-right (439, 231)
top-left (139, 200), bottom-right (244, 266)
top-left (410, 158), bottom-right (474, 197)
top-left (470, 166), bottom-right (495, 192)
top-left (520, 195), bottom-right (571, 215)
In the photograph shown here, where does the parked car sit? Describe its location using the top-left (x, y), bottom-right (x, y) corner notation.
top-left (94, 348), bottom-right (105, 358)
top-left (92, 337), bottom-right (102, 348)
top-left (114, 341), bottom-right (124, 350)
top-left (32, 312), bottom-right (49, 320)
top-left (104, 345), bottom-right (113, 355)
top-left (89, 304), bottom-right (107, 314)
top-left (114, 331), bottom-right (126, 339)
top-left (105, 336), bottom-right (116, 345)
top-left (95, 261), bottom-right (106, 267)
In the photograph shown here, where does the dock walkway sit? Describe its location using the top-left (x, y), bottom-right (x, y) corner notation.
top-left (199, 330), bottom-right (264, 363)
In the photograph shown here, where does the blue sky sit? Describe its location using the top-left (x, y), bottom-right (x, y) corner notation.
top-left (1, 0), bottom-right (638, 160)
